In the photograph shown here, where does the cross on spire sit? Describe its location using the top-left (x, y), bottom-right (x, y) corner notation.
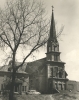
top-left (52, 6), bottom-right (54, 11)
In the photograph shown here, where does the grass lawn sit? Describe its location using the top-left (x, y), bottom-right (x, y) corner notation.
top-left (1, 91), bottom-right (79, 100)
top-left (16, 91), bottom-right (79, 100)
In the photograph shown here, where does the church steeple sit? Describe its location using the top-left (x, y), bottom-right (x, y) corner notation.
top-left (46, 7), bottom-right (67, 93)
top-left (49, 6), bottom-right (57, 40)
top-left (46, 7), bottom-right (60, 62)
top-left (47, 7), bottom-right (59, 54)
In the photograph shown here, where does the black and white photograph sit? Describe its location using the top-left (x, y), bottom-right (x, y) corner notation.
top-left (0, 0), bottom-right (79, 100)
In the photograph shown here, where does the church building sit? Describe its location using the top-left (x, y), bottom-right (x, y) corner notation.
top-left (0, 8), bottom-right (79, 94)
top-left (26, 8), bottom-right (68, 93)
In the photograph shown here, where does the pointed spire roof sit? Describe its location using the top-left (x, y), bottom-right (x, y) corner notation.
top-left (49, 6), bottom-right (56, 40)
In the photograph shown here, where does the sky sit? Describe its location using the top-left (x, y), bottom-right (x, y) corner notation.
top-left (0, 0), bottom-right (79, 81)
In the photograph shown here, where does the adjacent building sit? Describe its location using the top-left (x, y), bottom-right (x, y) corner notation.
top-left (0, 65), bottom-right (29, 94)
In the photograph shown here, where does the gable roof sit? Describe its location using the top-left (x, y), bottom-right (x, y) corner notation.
top-left (26, 57), bottom-right (46, 74)
top-left (0, 62), bottom-right (28, 74)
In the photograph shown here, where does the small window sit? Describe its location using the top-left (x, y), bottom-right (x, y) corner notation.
top-left (54, 54), bottom-right (58, 61)
top-left (22, 86), bottom-right (24, 91)
top-left (53, 67), bottom-right (58, 77)
top-left (49, 47), bottom-right (51, 52)
top-left (52, 45), bottom-right (54, 51)
top-left (52, 55), bottom-right (54, 61)
top-left (55, 83), bottom-right (58, 89)
top-left (54, 46), bottom-right (58, 51)
top-left (59, 72), bottom-right (62, 78)
top-left (25, 86), bottom-right (26, 91)
top-left (49, 67), bottom-right (58, 77)
top-left (50, 68), bottom-right (53, 77)
top-left (1, 84), bottom-right (4, 90)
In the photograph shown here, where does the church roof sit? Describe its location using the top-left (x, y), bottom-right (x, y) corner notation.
top-left (26, 58), bottom-right (46, 74)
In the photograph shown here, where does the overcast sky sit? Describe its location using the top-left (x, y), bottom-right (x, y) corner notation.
top-left (0, 0), bottom-right (79, 81)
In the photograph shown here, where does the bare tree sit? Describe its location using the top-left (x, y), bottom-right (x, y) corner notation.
top-left (0, 0), bottom-right (49, 99)
top-left (0, 0), bottom-right (64, 99)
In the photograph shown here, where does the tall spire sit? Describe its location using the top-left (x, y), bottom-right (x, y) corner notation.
top-left (49, 6), bottom-right (56, 40)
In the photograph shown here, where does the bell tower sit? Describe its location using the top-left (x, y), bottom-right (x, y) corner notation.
top-left (46, 7), bottom-right (68, 93)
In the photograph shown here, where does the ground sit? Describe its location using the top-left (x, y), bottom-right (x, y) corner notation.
top-left (0, 91), bottom-right (79, 100)
top-left (16, 91), bottom-right (79, 100)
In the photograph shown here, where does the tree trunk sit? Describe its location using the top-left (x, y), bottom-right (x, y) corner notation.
top-left (9, 52), bottom-right (16, 100)
top-left (9, 71), bottom-right (16, 100)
